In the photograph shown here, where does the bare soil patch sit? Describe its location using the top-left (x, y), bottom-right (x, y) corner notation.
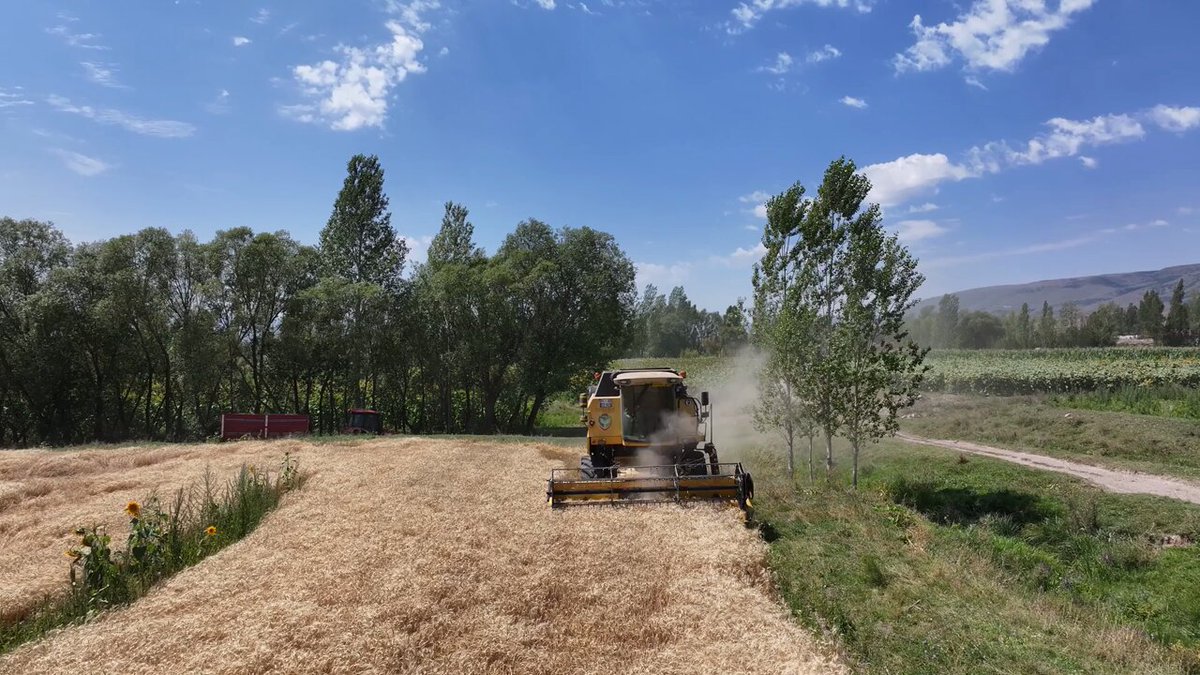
top-left (1, 438), bottom-right (842, 674)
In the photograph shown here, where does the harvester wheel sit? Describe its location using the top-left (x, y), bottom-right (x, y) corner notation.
top-left (705, 443), bottom-right (720, 475)
top-left (680, 450), bottom-right (707, 476)
top-left (579, 455), bottom-right (596, 479)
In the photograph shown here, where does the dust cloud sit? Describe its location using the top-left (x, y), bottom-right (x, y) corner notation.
top-left (697, 348), bottom-right (772, 463)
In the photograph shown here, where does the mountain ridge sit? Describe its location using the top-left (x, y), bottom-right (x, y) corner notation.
top-left (915, 263), bottom-right (1200, 314)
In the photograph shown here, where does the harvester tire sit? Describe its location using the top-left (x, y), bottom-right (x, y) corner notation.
top-left (579, 455), bottom-right (596, 479)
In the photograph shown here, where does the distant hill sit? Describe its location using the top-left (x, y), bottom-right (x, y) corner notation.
top-left (915, 263), bottom-right (1200, 315)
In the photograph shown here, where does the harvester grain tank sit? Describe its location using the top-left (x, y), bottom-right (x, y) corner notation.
top-left (546, 368), bottom-right (753, 509)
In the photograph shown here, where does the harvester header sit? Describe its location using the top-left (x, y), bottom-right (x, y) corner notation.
top-left (546, 367), bottom-right (753, 510)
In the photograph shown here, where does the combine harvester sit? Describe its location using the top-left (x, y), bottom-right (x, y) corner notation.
top-left (547, 368), bottom-right (753, 510)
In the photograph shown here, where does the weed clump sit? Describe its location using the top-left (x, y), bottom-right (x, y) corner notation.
top-left (0, 454), bottom-right (303, 655)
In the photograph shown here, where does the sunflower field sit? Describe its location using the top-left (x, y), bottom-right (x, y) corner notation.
top-left (923, 348), bottom-right (1200, 395)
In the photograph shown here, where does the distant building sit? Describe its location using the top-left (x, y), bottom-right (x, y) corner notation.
top-left (1116, 335), bottom-right (1155, 346)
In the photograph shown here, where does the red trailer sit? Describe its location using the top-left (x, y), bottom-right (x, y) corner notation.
top-left (220, 414), bottom-right (310, 441)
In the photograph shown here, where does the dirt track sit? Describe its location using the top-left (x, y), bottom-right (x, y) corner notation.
top-left (896, 432), bottom-right (1200, 505)
top-left (0, 438), bottom-right (842, 674)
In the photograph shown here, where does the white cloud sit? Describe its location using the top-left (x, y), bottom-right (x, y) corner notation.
top-left (1098, 219), bottom-right (1171, 234)
top-left (863, 153), bottom-right (974, 206)
top-left (81, 62), bottom-right (127, 89)
top-left (840, 95), bottom-right (867, 108)
top-left (1079, 155), bottom-right (1097, 169)
top-left (739, 190), bottom-right (771, 220)
top-left (1149, 105), bottom-right (1200, 132)
top-left (806, 44), bottom-right (841, 63)
top-left (401, 234), bottom-right (435, 270)
top-left (722, 242), bottom-right (768, 265)
top-left (233, 36), bottom-right (253, 47)
top-left (535, 0), bottom-right (557, 8)
top-left (0, 88), bottom-right (34, 109)
top-left (384, 0), bottom-right (441, 31)
top-left (637, 241), bottom-right (766, 299)
top-left (895, 219), bottom-right (948, 242)
top-left (925, 234), bottom-right (1098, 269)
top-left (968, 114), bottom-right (1144, 170)
top-left (863, 103), bottom-right (1192, 206)
top-left (439, 46), bottom-right (450, 56)
top-left (908, 202), bottom-right (939, 213)
top-left (287, 20), bottom-right (427, 131)
top-left (1179, 206), bottom-right (1197, 216)
top-left (744, 224), bottom-right (761, 232)
top-left (251, 9), bottom-right (271, 24)
top-left (636, 261), bottom-right (693, 287)
top-left (894, 0), bottom-right (1096, 74)
top-left (964, 75), bottom-right (988, 90)
top-left (205, 89), bottom-right (231, 115)
top-left (50, 148), bottom-right (111, 176)
top-left (759, 52), bottom-right (793, 75)
top-left (47, 95), bottom-right (196, 138)
top-left (46, 24), bottom-right (108, 50)
top-left (577, 2), bottom-right (598, 14)
top-left (728, 0), bottom-right (875, 34)
top-left (1127, 219), bottom-right (1168, 231)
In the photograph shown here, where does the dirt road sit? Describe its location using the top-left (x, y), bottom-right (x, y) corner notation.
top-left (896, 432), bottom-right (1200, 506)
top-left (1, 438), bottom-right (843, 674)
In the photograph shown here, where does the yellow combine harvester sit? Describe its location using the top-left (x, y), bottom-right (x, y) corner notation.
top-left (546, 368), bottom-right (753, 510)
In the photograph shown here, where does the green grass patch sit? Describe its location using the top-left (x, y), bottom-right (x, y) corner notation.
top-left (1053, 386), bottom-right (1200, 421)
top-left (901, 393), bottom-right (1200, 480)
top-left (752, 440), bottom-right (1200, 674)
top-left (0, 454), bottom-right (305, 655)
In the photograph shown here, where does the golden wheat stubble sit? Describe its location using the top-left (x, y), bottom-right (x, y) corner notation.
top-left (0, 438), bottom-right (843, 674)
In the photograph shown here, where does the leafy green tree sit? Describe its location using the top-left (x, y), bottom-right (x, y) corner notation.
top-left (753, 365), bottom-right (815, 481)
top-left (1123, 303), bottom-right (1139, 334)
top-left (0, 218), bottom-right (71, 445)
top-left (753, 176), bottom-right (842, 477)
top-left (1189, 293), bottom-right (1200, 338)
top-left (1138, 290), bottom-right (1165, 342)
top-left (718, 301), bottom-right (750, 354)
top-left (958, 311), bottom-right (1004, 348)
top-left (1164, 279), bottom-right (1190, 346)
top-left (1037, 301), bottom-right (1057, 347)
top-left (1059, 302), bottom-right (1083, 346)
top-left (1014, 303), bottom-right (1033, 348)
top-left (935, 294), bottom-right (960, 348)
top-left (319, 154), bottom-right (407, 289)
top-left (507, 224), bottom-right (636, 433)
top-left (1083, 303), bottom-right (1123, 347)
top-left (754, 158), bottom-right (926, 487)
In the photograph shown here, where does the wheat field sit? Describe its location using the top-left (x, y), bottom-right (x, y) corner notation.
top-left (0, 437), bottom-right (843, 674)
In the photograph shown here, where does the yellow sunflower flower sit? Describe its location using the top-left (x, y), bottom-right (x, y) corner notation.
top-left (125, 501), bottom-right (141, 518)
top-left (205, 525), bottom-right (218, 537)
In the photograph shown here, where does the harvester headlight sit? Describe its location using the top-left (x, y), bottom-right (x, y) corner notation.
top-left (597, 413), bottom-right (611, 430)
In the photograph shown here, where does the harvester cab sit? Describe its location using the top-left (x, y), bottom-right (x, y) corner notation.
top-left (546, 368), bottom-right (753, 510)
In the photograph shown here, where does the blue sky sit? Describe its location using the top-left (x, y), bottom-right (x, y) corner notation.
top-left (2, 0), bottom-right (1198, 311)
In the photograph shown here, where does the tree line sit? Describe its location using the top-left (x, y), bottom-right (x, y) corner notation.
top-left (624, 286), bottom-right (749, 358)
top-left (752, 158), bottom-right (926, 489)
top-left (908, 282), bottom-right (1199, 349)
top-left (0, 154), bottom-right (635, 447)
